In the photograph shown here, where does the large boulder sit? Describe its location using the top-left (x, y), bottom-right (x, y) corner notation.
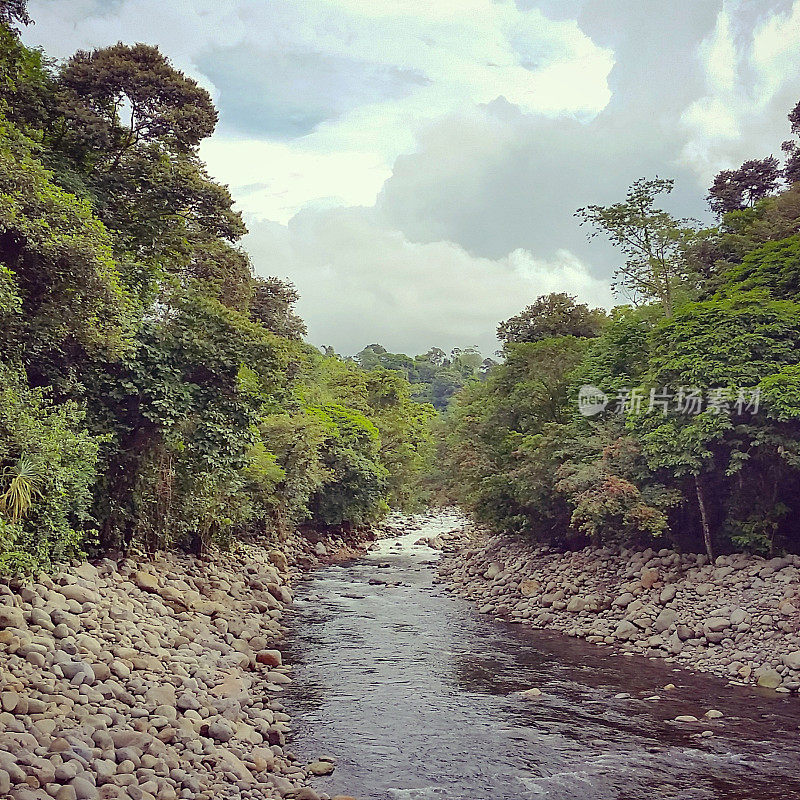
top-left (781, 651), bottom-right (800, 671)
top-left (566, 596), bottom-right (588, 613)
top-left (654, 608), bottom-right (678, 633)
top-left (755, 667), bottom-right (782, 689)
top-left (614, 620), bottom-right (639, 640)
top-left (0, 606), bottom-right (25, 629)
top-left (640, 568), bottom-right (659, 590)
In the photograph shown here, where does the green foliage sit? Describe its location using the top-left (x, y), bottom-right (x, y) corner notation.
top-left (576, 178), bottom-right (699, 316)
top-left (440, 337), bottom-right (590, 538)
top-left (721, 235), bottom-right (800, 301)
top-left (308, 404), bottom-right (389, 527)
top-left (0, 364), bottom-right (100, 572)
top-left (0, 121), bottom-right (135, 372)
top-left (355, 343), bottom-right (489, 410)
top-left (440, 167), bottom-right (800, 556)
top-left (56, 43), bottom-right (217, 166)
top-left (497, 292), bottom-right (607, 344)
top-left (0, 32), bottom-right (433, 572)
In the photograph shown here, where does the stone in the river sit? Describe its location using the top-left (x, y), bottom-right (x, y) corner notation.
top-left (614, 620), bottom-right (639, 640)
top-left (674, 715), bottom-right (699, 723)
top-left (268, 550), bottom-right (288, 572)
top-left (294, 790), bottom-right (321, 800)
top-left (612, 592), bottom-right (635, 608)
top-left (0, 607), bottom-right (24, 629)
top-left (654, 608), bottom-right (678, 633)
top-left (519, 688), bottom-right (542, 699)
top-left (705, 709), bottom-right (724, 719)
top-left (640, 568), bottom-right (659, 589)
top-left (781, 651), bottom-right (800, 671)
top-left (257, 649), bottom-right (282, 668)
top-left (755, 668), bottom-right (782, 689)
top-left (659, 585), bottom-right (677, 604)
top-left (208, 718), bottom-right (235, 743)
top-left (308, 760), bottom-right (335, 776)
top-left (566, 596), bottom-right (587, 613)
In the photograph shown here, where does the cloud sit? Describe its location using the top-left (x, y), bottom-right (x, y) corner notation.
top-left (196, 44), bottom-right (429, 139)
top-left (244, 207), bottom-right (614, 355)
top-left (25, 0), bottom-right (614, 223)
top-left (679, 0), bottom-right (800, 184)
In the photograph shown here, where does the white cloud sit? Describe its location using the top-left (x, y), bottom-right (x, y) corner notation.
top-left (26, 0), bottom-right (614, 221)
top-left (200, 139), bottom-right (392, 224)
top-left (679, 0), bottom-right (800, 184)
top-left (244, 207), bottom-right (614, 355)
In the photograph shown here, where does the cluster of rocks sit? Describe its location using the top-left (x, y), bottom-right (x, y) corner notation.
top-left (0, 531), bottom-right (361, 800)
top-left (439, 530), bottom-right (800, 693)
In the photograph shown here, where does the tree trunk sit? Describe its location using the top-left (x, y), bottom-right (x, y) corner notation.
top-left (695, 474), bottom-right (714, 562)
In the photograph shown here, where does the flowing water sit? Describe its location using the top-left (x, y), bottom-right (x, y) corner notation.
top-left (283, 512), bottom-right (800, 800)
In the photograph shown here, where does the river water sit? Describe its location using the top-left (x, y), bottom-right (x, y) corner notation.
top-left (283, 512), bottom-right (800, 800)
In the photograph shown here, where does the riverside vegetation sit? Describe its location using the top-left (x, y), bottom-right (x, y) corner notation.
top-left (3, 1), bottom-right (800, 798)
top-left (0, 8), bottom-right (437, 574)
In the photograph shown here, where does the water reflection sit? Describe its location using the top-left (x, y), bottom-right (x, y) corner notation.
top-left (284, 514), bottom-right (800, 800)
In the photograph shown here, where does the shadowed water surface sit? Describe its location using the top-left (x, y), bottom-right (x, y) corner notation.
top-left (283, 513), bottom-right (800, 800)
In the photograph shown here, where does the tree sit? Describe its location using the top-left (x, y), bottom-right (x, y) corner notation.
top-left (577, 178), bottom-right (698, 316)
top-left (56, 43), bottom-right (217, 168)
top-left (0, 363), bottom-right (100, 573)
top-left (249, 277), bottom-right (308, 340)
top-left (783, 99), bottom-right (800, 184)
top-left (0, 124), bottom-right (134, 384)
top-left (497, 292), bottom-right (607, 344)
top-left (308, 404), bottom-right (388, 527)
top-left (707, 157), bottom-right (782, 216)
top-left (0, 0), bottom-right (30, 29)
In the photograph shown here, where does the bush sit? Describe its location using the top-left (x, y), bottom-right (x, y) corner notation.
top-left (0, 364), bottom-right (100, 572)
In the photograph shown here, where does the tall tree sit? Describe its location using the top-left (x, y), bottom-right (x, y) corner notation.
top-left (577, 178), bottom-right (698, 317)
top-left (707, 156), bottom-right (782, 216)
top-left (56, 43), bottom-right (217, 169)
top-left (0, 0), bottom-right (30, 29)
top-left (783, 99), bottom-right (800, 184)
top-left (497, 292), bottom-right (607, 344)
top-left (249, 277), bottom-right (307, 340)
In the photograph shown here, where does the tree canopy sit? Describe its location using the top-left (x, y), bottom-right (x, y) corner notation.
top-left (0, 17), bottom-right (437, 572)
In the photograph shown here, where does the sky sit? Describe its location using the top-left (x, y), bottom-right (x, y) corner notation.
top-left (22, 0), bottom-right (800, 356)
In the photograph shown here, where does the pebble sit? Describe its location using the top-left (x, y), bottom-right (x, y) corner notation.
top-left (0, 529), bottom-right (357, 800)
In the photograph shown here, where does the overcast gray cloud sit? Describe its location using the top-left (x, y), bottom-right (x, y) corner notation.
top-left (22, 0), bottom-right (800, 355)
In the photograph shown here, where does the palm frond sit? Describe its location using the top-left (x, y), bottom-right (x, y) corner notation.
top-left (0, 456), bottom-right (45, 523)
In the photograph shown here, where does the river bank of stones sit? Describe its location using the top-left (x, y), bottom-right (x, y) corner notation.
top-left (0, 529), bottom-right (366, 800)
top-left (438, 526), bottom-right (800, 693)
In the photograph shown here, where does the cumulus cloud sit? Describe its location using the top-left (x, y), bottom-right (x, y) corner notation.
top-left (679, 0), bottom-right (800, 184)
top-left (243, 207), bottom-right (613, 355)
top-left (26, 0), bottom-right (614, 223)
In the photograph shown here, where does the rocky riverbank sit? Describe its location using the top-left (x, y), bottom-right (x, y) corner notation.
top-left (0, 528), bottom-right (369, 800)
top-left (438, 524), bottom-right (800, 693)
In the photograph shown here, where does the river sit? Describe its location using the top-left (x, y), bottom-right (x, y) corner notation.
top-left (283, 512), bottom-right (800, 800)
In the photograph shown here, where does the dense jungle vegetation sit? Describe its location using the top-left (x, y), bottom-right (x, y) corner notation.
top-left (440, 152), bottom-right (800, 559)
top-left (0, 7), bottom-right (436, 572)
